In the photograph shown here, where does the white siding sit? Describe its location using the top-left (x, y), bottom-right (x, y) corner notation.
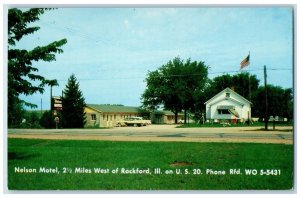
top-left (205, 88), bottom-right (251, 121)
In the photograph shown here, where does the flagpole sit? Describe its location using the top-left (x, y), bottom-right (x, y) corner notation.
top-left (247, 51), bottom-right (251, 124)
top-left (240, 52), bottom-right (251, 125)
top-left (248, 51), bottom-right (251, 102)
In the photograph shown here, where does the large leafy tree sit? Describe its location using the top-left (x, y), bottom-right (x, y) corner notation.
top-left (232, 72), bottom-right (260, 101)
top-left (62, 74), bottom-right (86, 128)
top-left (252, 85), bottom-right (293, 120)
top-left (204, 72), bottom-right (260, 103)
top-left (142, 57), bottom-right (209, 123)
top-left (8, 8), bottom-right (67, 127)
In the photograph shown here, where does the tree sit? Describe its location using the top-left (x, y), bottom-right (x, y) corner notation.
top-left (39, 111), bottom-right (54, 128)
top-left (252, 85), bottom-right (293, 120)
top-left (231, 72), bottom-right (260, 101)
top-left (204, 72), bottom-right (260, 102)
top-left (18, 110), bottom-right (41, 128)
top-left (26, 111), bottom-right (40, 128)
top-left (62, 74), bottom-right (86, 128)
top-left (39, 110), bottom-right (62, 129)
top-left (8, 8), bottom-right (67, 127)
top-left (209, 74), bottom-right (233, 95)
top-left (141, 57), bottom-right (209, 123)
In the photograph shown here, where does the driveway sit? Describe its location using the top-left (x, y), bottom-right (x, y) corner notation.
top-left (7, 125), bottom-right (293, 144)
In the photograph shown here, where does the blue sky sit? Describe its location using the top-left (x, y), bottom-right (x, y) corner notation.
top-left (14, 7), bottom-right (294, 110)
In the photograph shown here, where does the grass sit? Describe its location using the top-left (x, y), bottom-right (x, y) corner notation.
top-left (8, 138), bottom-right (294, 190)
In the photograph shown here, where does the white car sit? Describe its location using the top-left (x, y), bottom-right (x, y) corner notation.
top-left (116, 117), bottom-right (145, 127)
top-left (178, 119), bottom-right (195, 124)
top-left (136, 117), bottom-right (151, 125)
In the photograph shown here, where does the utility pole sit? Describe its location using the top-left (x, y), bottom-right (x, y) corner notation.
top-left (50, 85), bottom-right (53, 116)
top-left (249, 74), bottom-right (251, 102)
top-left (41, 98), bottom-right (42, 115)
top-left (264, 65), bottom-right (268, 130)
top-left (248, 51), bottom-right (251, 102)
top-left (248, 74), bottom-right (251, 125)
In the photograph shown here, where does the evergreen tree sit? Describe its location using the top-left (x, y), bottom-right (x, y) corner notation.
top-left (62, 74), bottom-right (86, 128)
top-left (39, 111), bottom-right (54, 129)
top-left (8, 8), bottom-right (67, 127)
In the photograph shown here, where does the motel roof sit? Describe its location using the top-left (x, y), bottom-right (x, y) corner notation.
top-left (86, 104), bottom-right (145, 113)
top-left (86, 104), bottom-right (180, 115)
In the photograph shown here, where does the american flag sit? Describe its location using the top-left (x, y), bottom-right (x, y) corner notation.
top-left (240, 54), bottom-right (250, 69)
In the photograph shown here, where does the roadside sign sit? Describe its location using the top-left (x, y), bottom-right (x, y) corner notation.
top-left (52, 96), bottom-right (63, 110)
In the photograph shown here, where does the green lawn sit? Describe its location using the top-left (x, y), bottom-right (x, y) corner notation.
top-left (8, 138), bottom-right (294, 190)
top-left (177, 122), bottom-right (293, 128)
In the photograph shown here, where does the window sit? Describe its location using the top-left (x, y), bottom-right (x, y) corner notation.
top-left (114, 114), bottom-right (116, 120)
top-left (226, 92), bottom-right (230, 98)
top-left (91, 114), bottom-right (96, 121)
top-left (103, 114), bottom-right (105, 120)
top-left (218, 109), bottom-right (230, 114)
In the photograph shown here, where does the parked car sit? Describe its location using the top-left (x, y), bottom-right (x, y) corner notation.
top-left (136, 117), bottom-right (152, 125)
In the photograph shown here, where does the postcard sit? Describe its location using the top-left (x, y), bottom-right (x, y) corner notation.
top-left (5, 5), bottom-right (294, 191)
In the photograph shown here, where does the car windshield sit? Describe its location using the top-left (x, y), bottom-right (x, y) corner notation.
top-left (124, 117), bottom-right (142, 121)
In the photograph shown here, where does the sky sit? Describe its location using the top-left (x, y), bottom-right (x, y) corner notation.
top-left (10, 6), bottom-right (294, 110)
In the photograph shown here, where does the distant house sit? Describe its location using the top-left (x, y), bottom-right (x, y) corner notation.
top-left (84, 104), bottom-right (183, 127)
top-left (204, 88), bottom-right (252, 123)
top-left (84, 104), bottom-right (148, 127)
top-left (151, 110), bottom-right (184, 124)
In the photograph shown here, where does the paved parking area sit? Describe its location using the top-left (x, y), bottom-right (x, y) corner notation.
top-left (7, 125), bottom-right (293, 144)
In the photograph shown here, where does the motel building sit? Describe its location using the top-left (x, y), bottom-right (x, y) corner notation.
top-left (150, 110), bottom-right (184, 125)
top-left (84, 104), bottom-right (184, 128)
top-left (204, 87), bottom-right (252, 124)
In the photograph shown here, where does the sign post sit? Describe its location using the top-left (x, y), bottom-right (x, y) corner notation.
top-left (54, 117), bottom-right (60, 129)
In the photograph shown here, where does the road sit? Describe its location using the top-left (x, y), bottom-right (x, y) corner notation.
top-left (7, 125), bottom-right (293, 144)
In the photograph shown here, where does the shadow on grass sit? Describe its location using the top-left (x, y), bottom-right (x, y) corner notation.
top-left (8, 152), bottom-right (39, 160)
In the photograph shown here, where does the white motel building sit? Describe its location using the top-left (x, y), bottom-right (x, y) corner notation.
top-left (205, 87), bottom-right (252, 123)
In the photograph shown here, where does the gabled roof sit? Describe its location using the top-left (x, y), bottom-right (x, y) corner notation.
top-left (86, 104), bottom-right (146, 113)
top-left (86, 104), bottom-right (183, 115)
top-left (153, 110), bottom-right (183, 115)
top-left (153, 110), bottom-right (172, 115)
top-left (204, 87), bottom-right (252, 105)
top-left (210, 97), bottom-right (245, 107)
